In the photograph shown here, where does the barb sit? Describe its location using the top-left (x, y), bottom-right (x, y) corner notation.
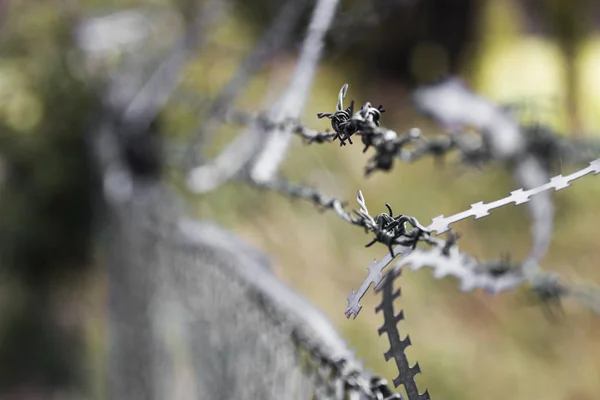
top-left (413, 78), bottom-right (570, 269)
top-left (346, 158), bottom-right (600, 318)
top-left (187, 0), bottom-right (339, 192)
top-left (376, 268), bottom-right (430, 400)
top-left (316, 83), bottom-right (358, 146)
top-left (242, 177), bottom-right (436, 320)
top-left (393, 243), bottom-right (526, 294)
top-left (247, 178), bottom-right (437, 321)
top-left (316, 83), bottom-right (421, 175)
top-left (250, 180), bottom-right (429, 258)
top-left (201, 84), bottom-right (600, 321)
top-left (395, 244), bottom-right (600, 318)
top-left (355, 189), bottom-right (375, 225)
top-left (427, 158), bottom-right (600, 235)
top-left (345, 252), bottom-right (410, 320)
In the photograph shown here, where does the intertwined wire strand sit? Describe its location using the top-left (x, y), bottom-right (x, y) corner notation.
top-left (222, 82), bottom-right (600, 322)
top-left (180, 57), bottom-right (600, 397)
top-left (346, 158), bottom-right (600, 318)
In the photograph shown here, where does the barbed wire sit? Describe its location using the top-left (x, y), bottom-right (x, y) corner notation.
top-left (291, 329), bottom-right (403, 399)
top-left (244, 140), bottom-right (600, 400)
top-left (243, 154), bottom-right (600, 321)
top-left (250, 179), bottom-right (431, 256)
top-left (213, 82), bottom-right (600, 180)
top-left (77, 1), bottom-right (600, 398)
top-left (376, 268), bottom-right (430, 400)
top-left (184, 73), bottom-right (600, 398)
top-left (346, 158), bottom-right (600, 318)
top-left (212, 82), bottom-right (600, 323)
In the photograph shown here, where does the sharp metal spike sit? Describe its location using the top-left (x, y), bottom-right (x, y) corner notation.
top-left (337, 83), bottom-right (349, 111)
top-left (427, 158), bottom-right (600, 235)
top-left (348, 158), bottom-right (600, 318)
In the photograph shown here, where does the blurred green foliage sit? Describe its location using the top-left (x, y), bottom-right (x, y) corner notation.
top-left (0, 3), bottom-right (101, 394)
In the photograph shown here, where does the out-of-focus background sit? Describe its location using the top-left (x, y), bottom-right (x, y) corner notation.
top-left (1, 0), bottom-right (600, 399)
